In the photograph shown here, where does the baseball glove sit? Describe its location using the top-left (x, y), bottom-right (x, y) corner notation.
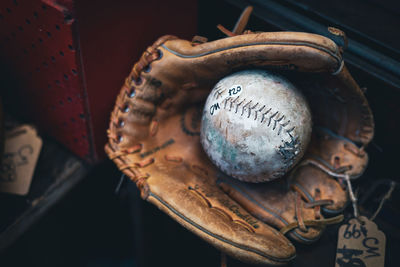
top-left (105, 8), bottom-right (374, 266)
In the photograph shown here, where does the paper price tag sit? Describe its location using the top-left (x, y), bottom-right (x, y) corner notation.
top-left (335, 216), bottom-right (385, 267)
top-left (0, 125), bottom-right (42, 195)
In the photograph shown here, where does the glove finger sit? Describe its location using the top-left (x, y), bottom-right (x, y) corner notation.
top-left (107, 106), bottom-right (296, 266)
top-left (147, 165), bottom-right (296, 265)
top-left (294, 66), bottom-right (374, 146)
top-left (289, 127), bottom-right (368, 215)
top-left (217, 176), bottom-right (336, 244)
top-left (290, 164), bottom-right (347, 215)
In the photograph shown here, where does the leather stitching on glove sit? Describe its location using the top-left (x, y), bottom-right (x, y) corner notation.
top-left (105, 10), bottom-right (374, 263)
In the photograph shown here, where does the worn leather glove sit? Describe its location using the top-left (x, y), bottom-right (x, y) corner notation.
top-left (105, 10), bottom-right (374, 265)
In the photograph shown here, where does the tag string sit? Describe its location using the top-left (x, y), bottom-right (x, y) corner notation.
top-left (115, 174), bottom-right (126, 195)
top-left (343, 174), bottom-right (359, 218)
top-left (370, 181), bottom-right (396, 221)
top-left (299, 160), bottom-right (361, 218)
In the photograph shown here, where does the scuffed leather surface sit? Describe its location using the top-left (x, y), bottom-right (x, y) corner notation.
top-left (105, 31), bottom-right (374, 265)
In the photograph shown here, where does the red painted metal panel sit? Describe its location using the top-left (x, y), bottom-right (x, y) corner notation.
top-left (0, 0), bottom-right (91, 160)
top-left (76, 0), bottom-right (198, 162)
top-left (0, 0), bottom-right (197, 162)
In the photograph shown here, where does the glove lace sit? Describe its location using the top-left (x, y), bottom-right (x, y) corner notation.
top-left (130, 35), bottom-right (178, 84)
top-left (280, 191), bottom-right (343, 235)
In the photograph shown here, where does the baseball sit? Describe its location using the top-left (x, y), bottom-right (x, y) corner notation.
top-left (200, 70), bottom-right (312, 182)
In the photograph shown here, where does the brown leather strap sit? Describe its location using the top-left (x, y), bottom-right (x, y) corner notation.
top-left (280, 214), bottom-right (344, 235)
top-left (217, 6), bottom-right (253, 36)
top-left (304, 199), bottom-right (334, 208)
top-left (217, 24), bottom-right (236, 37)
top-left (131, 35), bottom-right (178, 81)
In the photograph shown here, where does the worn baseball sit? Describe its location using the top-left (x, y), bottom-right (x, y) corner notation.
top-left (200, 70), bottom-right (312, 182)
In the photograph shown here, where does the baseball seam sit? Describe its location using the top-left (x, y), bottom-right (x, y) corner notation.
top-left (221, 96), bottom-right (296, 140)
top-left (216, 96), bottom-right (301, 171)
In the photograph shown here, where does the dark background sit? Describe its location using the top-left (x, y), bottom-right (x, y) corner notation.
top-left (1, 0), bottom-right (400, 266)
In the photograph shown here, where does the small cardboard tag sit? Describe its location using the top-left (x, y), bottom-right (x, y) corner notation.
top-left (0, 125), bottom-right (42, 195)
top-left (335, 216), bottom-right (386, 267)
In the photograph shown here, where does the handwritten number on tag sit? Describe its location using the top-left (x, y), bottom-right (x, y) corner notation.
top-left (363, 238), bottom-right (380, 259)
top-left (336, 245), bottom-right (365, 267)
top-left (336, 216), bottom-right (385, 267)
top-left (343, 223), bottom-right (368, 239)
top-left (0, 125), bottom-right (42, 195)
top-left (15, 144), bottom-right (33, 166)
